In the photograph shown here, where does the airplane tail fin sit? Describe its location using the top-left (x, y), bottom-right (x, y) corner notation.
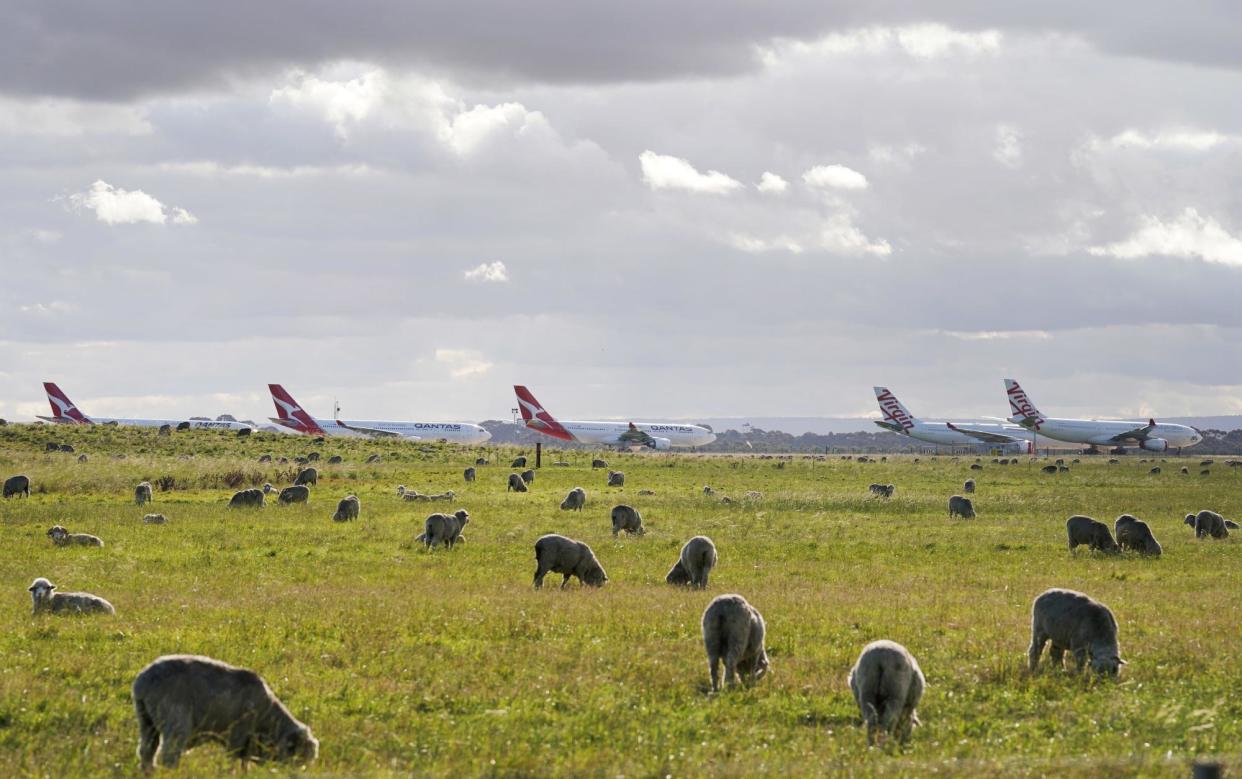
top-left (1004, 379), bottom-right (1045, 429)
top-left (268, 384), bottom-right (327, 436)
top-left (43, 382), bottom-right (92, 424)
top-left (513, 385), bottom-right (574, 441)
top-left (873, 386), bottom-right (917, 433)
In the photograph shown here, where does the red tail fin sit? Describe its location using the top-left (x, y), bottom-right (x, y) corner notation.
top-left (43, 382), bottom-right (91, 424)
top-left (268, 384), bottom-right (327, 436)
top-left (513, 385), bottom-right (574, 441)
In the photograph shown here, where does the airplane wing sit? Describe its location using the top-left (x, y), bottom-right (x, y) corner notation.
top-left (617, 422), bottom-right (657, 448)
top-left (332, 419), bottom-right (414, 439)
top-left (873, 420), bottom-right (906, 434)
top-left (946, 422), bottom-right (1022, 444)
top-left (1104, 419), bottom-right (1157, 444)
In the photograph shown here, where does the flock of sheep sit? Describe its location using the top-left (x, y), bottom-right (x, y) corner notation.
top-left (8, 449), bottom-right (1237, 770)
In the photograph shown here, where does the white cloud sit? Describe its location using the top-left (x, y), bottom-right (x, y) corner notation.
top-left (939, 329), bottom-right (1052, 341)
top-left (66, 180), bottom-right (197, 226)
top-left (868, 142), bottom-right (926, 166)
top-left (159, 161), bottom-right (379, 178)
top-left (1087, 128), bottom-right (1231, 153)
top-left (1089, 208), bottom-right (1242, 266)
top-left (756, 171), bottom-right (789, 194)
top-left (269, 68), bottom-right (387, 137)
top-left (818, 214), bottom-right (891, 256)
top-left (993, 124), bottom-right (1023, 168)
top-left (463, 261), bottom-right (509, 283)
top-left (802, 164), bottom-right (869, 190)
top-left (639, 151), bottom-right (741, 194)
top-left (443, 102), bottom-right (549, 155)
top-left (0, 97), bottom-right (152, 136)
top-left (761, 24), bottom-right (1001, 65)
top-left (729, 233), bottom-right (803, 254)
top-left (434, 348), bottom-right (493, 379)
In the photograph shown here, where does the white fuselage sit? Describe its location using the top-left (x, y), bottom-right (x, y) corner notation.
top-left (1013, 417), bottom-right (1201, 448)
top-left (40, 416), bottom-right (255, 431)
top-left (303, 417), bottom-right (491, 445)
top-left (904, 421), bottom-right (1031, 447)
top-left (560, 421), bottom-right (716, 448)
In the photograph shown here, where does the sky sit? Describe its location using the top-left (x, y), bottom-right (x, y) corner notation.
top-left (3, 2), bottom-right (1242, 424)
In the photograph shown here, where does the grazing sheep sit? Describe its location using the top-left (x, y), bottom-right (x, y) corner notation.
top-left (1200, 459), bottom-right (1215, 467)
top-left (963, 479), bottom-right (975, 494)
top-left (1227, 519), bottom-right (1241, 530)
top-left (47, 525), bottom-right (103, 547)
top-left (1149, 466), bottom-right (1162, 474)
top-left (507, 473), bottom-right (528, 493)
top-left (511, 456), bottom-right (527, 468)
top-left (78, 454), bottom-right (88, 463)
top-left (366, 454), bottom-right (382, 464)
top-left (158, 424), bottom-right (172, 437)
top-left (532, 534), bottom-right (607, 589)
top-left (1108, 458), bottom-right (1119, 464)
top-left (278, 485), bottom-right (310, 505)
top-left (132, 654), bottom-right (318, 771)
top-left (1186, 510), bottom-right (1230, 539)
top-left (60, 444), bottom-right (75, 453)
top-left (228, 489), bottom-right (265, 509)
top-left (464, 467), bottom-right (476, 483)
top-left (475, 457), bottom-right (488, 466)
top-left (868, 483), bottom-right (895, 498)
top-left (135, 481), bottom-right (154, 505)
top-left (948, 495), bottom-right (975, 518)
top-left (305, 452), bottom-right (320, 462)
top-left (1201, 469), bottom-right (1211, 476)
top-left (28, 577), bottom-right (114, 616)
top-left (665, 535), bottom-right (717, 588)
top-left (1058, 465), bottom-right (1070, 473)
top-left (591, 458), bottom-right (608, 469)
top-left (1040, 464), bottom-right (1058, 474)
top-left (610, 504), bottom-right (645, 536)
top-left (327, 455), bottom-right (343, 465)
top-left (1028, 588), bottom-right (1125, 676)
top-left (560, 487), bottom-right (586, 511)
top-left (143, 514), bottom-right (168, 525)
top-left (520, 468), bottom-right (535, 484)
top-left (1066, 515), bottom-right (1119, 553)
top-left (1114, 514), bottom-right (1162, 555)
top-left (607, 470), bottom-right (625, 487)
top-left (638, 489), bottom-right (656, 496)
top-left (744, 490), bottom-right (763, 500)
top-left (703, 485), bottom-right (715, 496)
top-left (3, 474), bottom-right (30, 498)
top-left (970, 463), bottom-right (983, 471)
top-left (1180, 466), bottom-right (1190, 475)
top-left (332, 495), bottom-right (360, 522)
top-left (701, 594), bottom-right (769, 692)
top-left (294, 467), bottom-right (318, 486)
top-left (258, 454), bottom-right (272, 463)
top-left (420, 509), bottom-right (470, 549)
top-left (848, 640), bottom-right (925, 746)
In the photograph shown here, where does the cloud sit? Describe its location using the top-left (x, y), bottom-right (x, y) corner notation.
top-left (0, 96), bottom-right (152, 136)
top-left (818, 214), bottom-right (891, 256)
top-left (66, 180), bottom-right (197, 226)
top-left (993, 124), bottom-right (1023, 168)
top-left (756, 171), bottom-right (789, 194)
top-left (802, 164), bottom-right (869, 190)
top-left (1089, 208), bottom-right (1242, 266)
top-left (1087, 128), bottom-right (1232, 153)
top-left (639, 151), bottom-right (741, 194)
top-left (463, 261), bottom-right (509, 282)
top-left (729, 233), bottom-right (803, 254)
top-left (434, 348), bottom-right (493, 379)
top-left (868, 142), bottom-right (926, 166)
top-left (762, 24), bottom-right (1002, 65)
top-left (269, 68), bottom-right (387, 137)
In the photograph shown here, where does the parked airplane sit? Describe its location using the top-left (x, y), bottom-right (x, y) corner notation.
top-left (1003, 379), bottom-right (1201, 453)
top-left (267, 384), bottom-right (491, 444)
top-left (37, 382), bottom-right (256, 431)
top-left (872, 387), bottom-right (1029, 449)
top-left (514, 385), bottom-right (716, 449)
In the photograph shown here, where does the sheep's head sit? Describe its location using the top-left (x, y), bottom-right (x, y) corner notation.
top-left (46, 526), bottom-right (68, 542)
top-left (1090, 649), bottom-right (1125, 677)
top-left (454, 510), bottom-right (470, 525)
top-left (262, 483), bottom-right (274, 494)
top-left (1184, 514), bottom-right (1196, 526)
top-left (665, 561), bottom-right (691, 585)
top-left (275, 725), bottom-right (319, 764)
top-left (582, 561), bottom-right (608, 587)
top-left (28, 577), bottom-right (56, 606)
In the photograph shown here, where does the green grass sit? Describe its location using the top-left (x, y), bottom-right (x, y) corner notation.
top-left (0, 426), bottom-right (1238, 776)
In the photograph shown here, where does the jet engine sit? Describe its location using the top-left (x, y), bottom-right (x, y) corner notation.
top-left (649, 437), bottom-right (673, 450)
top-left (1142, 438), bottom-right (1168, 452)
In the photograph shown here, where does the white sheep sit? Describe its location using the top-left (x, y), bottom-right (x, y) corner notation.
top-left (28, 577), bottom-right (115, 616)
top-left (1028, 588), bottom-right (1125, 676)
top-left (702, 594), bottom-right (769, 691)
top-left (46, 525), bottom-right (104, 547)
top-left (848, 640), bottom-right (925, 746)
top-left (665, 535), bottom-right (717, 588)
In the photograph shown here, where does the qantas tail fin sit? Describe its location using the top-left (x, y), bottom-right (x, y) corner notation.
top-left (873, 386), bottom-right (917, 433)
top-left (513, 385), bottom-right (574, 441)
top-left (268, 384), bottom-right (327, 436)
top-left (1004, 379), bottom-right (1045, 429)
top-left (43, 382), bottom-right (92, 424)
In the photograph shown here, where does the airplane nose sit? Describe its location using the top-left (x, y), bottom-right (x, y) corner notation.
top-left (479, 428), bottom-right (492, 443)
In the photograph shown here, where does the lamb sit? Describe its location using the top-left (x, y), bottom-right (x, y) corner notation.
top-left (520, 468), bottom-right (535, 484)
top-left (132, 654), bottom-right (318, 770)
top-left (332, 495), bottom-right (360, 522)
top-left (591, 458), bottom-right (608, 469)
top-left (1028, 588), bottom-right (1125, 676)
top-left (28, 577), bottom-right (115, 616)
top-left (143, 514), bottom-right (168, 525)
top-left (1066, 515), bottom-right (1120, 553)
top-left (3, 474), bottom-right (30, 498)
top-left (948, 495), bottom-right (975, 518)
top-left (511, 456), bottom-right (527, 468)
top-left (532, 534), bottom-right (607, 589)
top-left (463, 467), bottom-right (476, 483)
top-left (47, 525), bottom-right (104, 547)
top-left (607, 470), bottom-right (625, 487)
top-left (278, 485), bottom-right (310, 505)
top-left (665, 535), bottom-right (717, 588)
top-left (420, 509), bottom-right (470, 549)
top-left (610, 504), bottom-right (645, 536)
top-left (848, 640), bottom-right (925, 746)
top-left (868, 483), bottom-right (894, 498)
top-left (507, 473), bottom-right (528, 493)
top-left (1114, 514), bottom-right (1161, 555)
top-left (135, 481), bottom-right (153, 505)
top-left (963, 479), bottom-right (975, 494)
top-left (294, 467), bottom-right (318, 486)
top-left (701, 594), bottom-right (769, 692)
top-left (560, 487), bottom-right (586, 511)
top-left (228, 489), bottom-right (265, 509)
top-left (1186, 510), bottom-right (1230, 539)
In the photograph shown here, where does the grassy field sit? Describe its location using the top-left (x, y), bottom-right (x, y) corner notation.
top-left (1, 424), bottom-right (1238, 777)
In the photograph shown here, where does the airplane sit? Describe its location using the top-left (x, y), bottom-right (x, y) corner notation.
top-left (872, 386), bottom-right (1030, 449)
top-left (514, 385), bottom-right (716, 450)
top-left (1003, 379), bottom-right (1202, 453)
top-left (267, 384), bottom-right (491, 444)
top-left (37, 382), bottom-right (257, 431)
